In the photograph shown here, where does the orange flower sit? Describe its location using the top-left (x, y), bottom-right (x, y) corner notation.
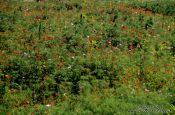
top-left (5, 74), bottom-right (10, 78)
top-left (13, 50), bottom-right (19, 55)
top-left (135, 77), bottom-right (142, 89)
top-left (164, 64), bottom-right (172, 67)
top-left (9, 88), bottom-right (14, 93)
top-left (23, 99), bottom-right (29, 107)
top-left (35, 16), bottom-right (41, 22)
top-left (48, 36), bottom-right (54, 40)
top-left (121, 25), bottom-right (128, 31)
top-left (44, 76), bottom-right (48, 81)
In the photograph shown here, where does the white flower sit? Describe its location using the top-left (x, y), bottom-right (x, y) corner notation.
top-left (46, 104), bottom-right (51, 107)
top-left (167, 47), bottom-right (172, 50)
top-left (144, 88), bottom-right (149, 92)
top-left (68, 66), bottom-right (71, 69)
top-left (63, 93), bottom-right (66, 96)
top-left (22, 52), bottom-right (29, 57)
top-left (108, 41), bottom-right (111, 44)
top-left (24, 52), bottom-right (27, 56)
top-left (87, 35), bottom-right (90, 38)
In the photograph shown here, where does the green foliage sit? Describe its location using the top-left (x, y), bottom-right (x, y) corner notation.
top-left (131, 0), bottom-right (175, 15)
top-left (0, 12), bottom-right (12, 32)
top-left (145, 17), bottom-right (154, 30)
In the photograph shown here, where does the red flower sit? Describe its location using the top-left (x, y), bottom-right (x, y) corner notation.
top-left (48, 36), bottom-right (54, 40)
top-left (13, 50), bottom-right (19, 55)
top-left (129, 45), bottom-right (136, 50)
top-left (35, 16), bottom-right (41, 22)
top-left (164, 64), bottom-right (171, 67)
top-left (121, 25), bottom-right (128, 31)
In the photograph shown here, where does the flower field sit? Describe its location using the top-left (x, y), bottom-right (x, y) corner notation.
top-left (0, 0), bottom-right (175, 114)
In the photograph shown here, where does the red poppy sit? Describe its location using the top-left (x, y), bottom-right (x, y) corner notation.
top-left (129, 45), bottom-right (136, 50)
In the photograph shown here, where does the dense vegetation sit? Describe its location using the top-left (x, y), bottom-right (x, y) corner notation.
top-left (131, 0), bottom-right (175, 16)
top-left (0, 0), bottom-right (175, 114)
